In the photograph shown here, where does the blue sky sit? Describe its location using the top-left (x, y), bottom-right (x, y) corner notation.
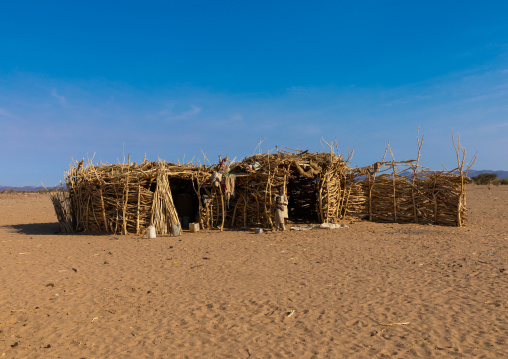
top-left (1, 1), bottom-right (507, 186)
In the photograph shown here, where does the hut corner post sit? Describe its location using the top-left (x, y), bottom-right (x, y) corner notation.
top-left (149, 173), bottom-right (159, 233)
top-left (122, 173), bottom-right (129, 235)
top-left (191, 173), bottom-right (205, 231)
top-left (219, 185), bottom-right (225, 231)
top-left (136, 182), bottom-right (141, 234)
top-left (452, 131), bottom-right (476, 227)
top-left (412, 130), bottom-right (423, 224)
top-left (368, 172), bottom-right (373, 221)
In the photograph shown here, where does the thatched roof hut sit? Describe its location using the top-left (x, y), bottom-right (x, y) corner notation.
top-left (50, 137), bottom-right (473, 234)
top-left (62, 157), bottom-right (212, 235)
top-left (209, 149), bottom-right (350, 229)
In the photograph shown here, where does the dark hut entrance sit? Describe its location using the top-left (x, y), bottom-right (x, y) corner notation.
top-left (169, 178), bottom-right (200, 229)
top-left (287, 175), bottom-right (320, 224)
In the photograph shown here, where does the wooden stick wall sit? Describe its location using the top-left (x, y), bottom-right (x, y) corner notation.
top-left (63, 158), bottom-right (210, 235)
top-left (49, 135), bottom-right (474, 234)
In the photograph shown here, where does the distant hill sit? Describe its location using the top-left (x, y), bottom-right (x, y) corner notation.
top-left (467, 170), bottom-right (508, 179)
top-left (0, 185), bottom-right (57, 192)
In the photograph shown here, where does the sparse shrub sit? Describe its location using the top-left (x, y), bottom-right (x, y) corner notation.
top-left (471, 173), bottom-right (498, 185)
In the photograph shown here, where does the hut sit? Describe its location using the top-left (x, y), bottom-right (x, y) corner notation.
top-left (49, 136), bottom-right (474, 234)
top-left (57, 156), bottom-right (212, 235)
top-left (205, 148), bottom-right (350, 229)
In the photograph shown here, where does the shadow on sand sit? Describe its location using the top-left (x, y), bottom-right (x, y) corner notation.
top-left (4, 223), bottom-right (108, 236)
top-left (5, 222), bottom-right (60, 235)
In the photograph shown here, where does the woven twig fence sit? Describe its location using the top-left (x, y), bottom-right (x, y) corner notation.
top-left (342, 132), bottom-right (474, 226)
top-left (344, 164), bottom-right (467, 225)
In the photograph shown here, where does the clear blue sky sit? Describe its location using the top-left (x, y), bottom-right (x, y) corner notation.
top-left (1, 1), bottom-right (507, 186)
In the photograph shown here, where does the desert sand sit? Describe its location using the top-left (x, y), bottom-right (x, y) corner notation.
top-left (1, 185), bottom-right (507, 358)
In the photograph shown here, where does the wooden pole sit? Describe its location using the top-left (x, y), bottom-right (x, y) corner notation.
top-left (136, 182), bottom-right (141, 234)
top-left (368, 173), bottom-right (373, 221)
top-left (392, 162), bottom-right (397, 223)
top-left (99, 188), bottom-right (108, 232)
top-left (219, 185), bottom-right (225, 231)
top-left (244, 179), bottom-right (249, 227)
top-left (231, 195), bottom-right (241, 226)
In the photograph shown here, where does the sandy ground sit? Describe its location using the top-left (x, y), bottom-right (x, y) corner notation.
top-left (0, 186), bottom-right (507, 358)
